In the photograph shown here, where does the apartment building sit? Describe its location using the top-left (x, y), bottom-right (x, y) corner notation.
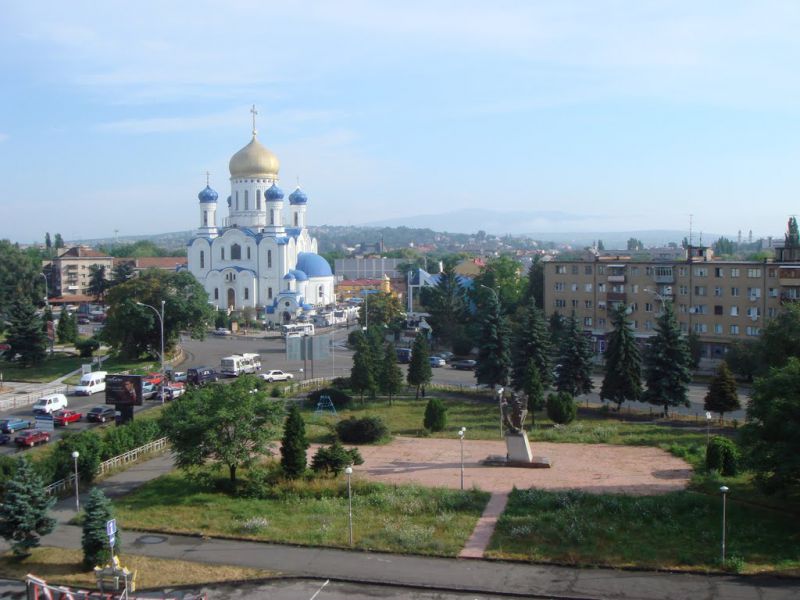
top-left (44, 246), bottom-right (114, 301)
top-left (543, 244), bottom-right (796, 361)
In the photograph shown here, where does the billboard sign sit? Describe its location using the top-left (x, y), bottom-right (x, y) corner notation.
top-left (105, 374), bottom-right (143, 406)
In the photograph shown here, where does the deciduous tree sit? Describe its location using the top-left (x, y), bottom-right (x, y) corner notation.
top-left (88, 265), bottom-right (108, 303)
top-left (159, 376), bottom-right (283, 485)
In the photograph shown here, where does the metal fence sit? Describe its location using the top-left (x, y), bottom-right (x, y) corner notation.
top-left (0, 385), bottom-right (68, 411)
top-left (44, 437), bottom-right (169, 496)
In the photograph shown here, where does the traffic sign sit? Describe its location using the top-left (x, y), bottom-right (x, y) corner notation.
top-left (106, 519), bottom-right (117, 536)
top-left (108, 534), bottom-right (116, 548)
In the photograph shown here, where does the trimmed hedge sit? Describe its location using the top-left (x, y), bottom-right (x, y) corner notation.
top-left (546, 392), bottom-right (577, 425)
top-left (423, 398), bottom-right (447, 432)
top-left (336, 416), bottom-right (388, 444)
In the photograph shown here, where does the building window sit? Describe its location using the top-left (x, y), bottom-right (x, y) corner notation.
top-left (584, 266), bottom-right (593, 275)
top-left (270, 210), bottom-right (276, 225)
top-left (571, 283), bottom-right (578, 292)
top-left (583, 317), bottom-right (592, 327)
top-left (768, 268), bottom-right (776, 278)
top-left (268, 287), bottom-right (273, 299)
top-left (768, 287), bottom-right (778, 298)
top-left (199, 251), bottom-right (205, 269)
top-left (231, 244), bottom-right (241, 260)
top-left (571, 265), bottom-right (579, 275)
top-left (731, 268), bottom-right (740, 277)
top-left (747, 287), bottom-right (761, 300)
top-left (714, 305), bottom-right (723, 315)
top-left (694, 323), bottom-right (708, 333)
top-left (256, 189), bottom-right (261, 210)
top-left (678, 267), bottom-right (687, 276)
top-left (246, 246), bottom-right (251, 260)
top-left (584, 300), bottom-right (593, 308)
top-left (694, 286), bottom-right (706, 296)
top-left (221, 247), bottom-right (225, 260)
top-left (235, 191), bottom-right (239, 211)
top-left (598, 283), bottom-right (606, 293)
top-left (571, 299), bottom-right (579, 308)
top-left (694, 267), bottom-right (708, 277)
top-left (731, 287), bottom-right (740, 297)
top-left (555, 265), bottom-right (566, 274)
top-left (644, 320), bottom-right (653, 330)
top-left (747, 268), bottom-right (761, 278)
top-left (319, 285), bottom-right (324, 298)
top-left (679, 285), bottom-right (688, 295)
top-left (597, 318), bottom-right (606, 327)
top-left (294, 212), bottom-right (299, 227)
top-left (214, 288), bottom-right (219, 300)
top-left (584, 283), bottom-right (593, 292)
top-left (730, 305), bottom-right (739, 316)
top-left (203, 211), bottom-right (208, 226)
top-left (714, 323), bottom-right (723, 334)
top-left (768, 307), bottom-right (778, 317)
top-left (267, 250), bottom-right (272, 268)
top-left (645, 302), bottom-right (653, 312)
top-left (244, 190), bottom-right (249, 210)
top-left (554, 282), bottom-right (565, 292)
top-left (597, 266), bottom-right (605, 275)
top-left (714, 267), bottom-right (724, 277)
top-left (730, 324), bottom-right (739, 334)
top-left (746, 326), bottom-right (760, 336)
top-left (713, 286), bottom-right (722, 296)
top-left (630, 266), bottom-right (639, 276)
top-left (244, 287), bottom-right (249, 300)
top-left (555, 299), bottom-right (566, 308)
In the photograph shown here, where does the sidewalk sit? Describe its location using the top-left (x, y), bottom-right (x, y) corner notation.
top-left (19, 454), bottom-right (797, 600)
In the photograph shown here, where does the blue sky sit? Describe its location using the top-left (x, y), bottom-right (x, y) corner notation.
top-left (1, 1), bottom-right (799, 242)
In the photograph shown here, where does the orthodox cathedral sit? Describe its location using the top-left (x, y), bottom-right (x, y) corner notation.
top-left (187, 109), bottom-right (335, 323)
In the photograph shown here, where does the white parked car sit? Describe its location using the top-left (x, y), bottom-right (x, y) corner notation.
top-left (259, 370), bottom-right (294, 382)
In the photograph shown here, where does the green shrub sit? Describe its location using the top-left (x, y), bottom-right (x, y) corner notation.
top-left (546, 392), bottom-right (577, 425)
top-left (270, 386), bottom-right (282, 398)
top-left (423, 398), bottom-right (447, 432)
top-left (311, 441), bottom-right (364, 475)
top-left (706, 436), bottom-right (740, 476)
top-left (336, 416), bottom-right (388, 444)
top-left (331, 376), bottom-right (351, 389)
top-left (307, 387), bottom-right (353, 410)
top-left (75, 338), bottom-right (100, 358)
top-left (52, 430), bottom-right (105, 485)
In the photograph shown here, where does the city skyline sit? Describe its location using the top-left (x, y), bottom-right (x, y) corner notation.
top-left (1, 1), bottom-right (799, 242)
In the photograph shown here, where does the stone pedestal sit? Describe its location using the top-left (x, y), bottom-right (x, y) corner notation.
top-left (506, 432), bottom-right (534, 463)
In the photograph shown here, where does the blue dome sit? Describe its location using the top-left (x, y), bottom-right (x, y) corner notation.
top-left (296, 252), bottom-right (333, 278)
top-left (289, 186), bottom-right (307, 205)
top-left (283, 272), bottom-right (296, 281)
top-left (290, 269), bottom-right (309, 282)
top-left (198, 185), bottom-right (218, 203)
top-left (266, 183), bottom-right (284, 201)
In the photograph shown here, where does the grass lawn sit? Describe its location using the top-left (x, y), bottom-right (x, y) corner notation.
top-left (0, 352), bottom-right (160, 385)
top-left (0, 547), bottom-right (273, 588)
top-left (487, 487), bottom-right (800, 574)
top-left (114, 468), bottom-right (489, 556)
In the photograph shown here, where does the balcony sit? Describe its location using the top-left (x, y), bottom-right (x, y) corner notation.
top-left (606, 292), bottom-right (627, 303)
top-left (653, 274), bottom-right (674, 284)
top-left (607, 275), bottom-right (626, 283)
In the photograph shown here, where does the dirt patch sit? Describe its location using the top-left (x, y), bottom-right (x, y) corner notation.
top-left (344, 437), bottom-right (691, 495)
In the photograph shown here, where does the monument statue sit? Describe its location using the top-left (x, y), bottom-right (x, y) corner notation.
top-left (502, 392), bottom-right (528, 435)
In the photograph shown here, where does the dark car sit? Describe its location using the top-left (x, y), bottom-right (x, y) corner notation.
top-left (86, 406), bottom-right (116, 423)
top-left (0, 433), bottom-right (11, 445)
top-left (187, 366), bottom-right (219, 386)
top-left (451, 359), bottom-right (477, 370)
top-left (0, 418), bottom-right (33, 433)
top-left (15, 430), bottom-right (50, 448)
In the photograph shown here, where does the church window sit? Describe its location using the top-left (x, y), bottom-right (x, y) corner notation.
top-left (256, 189), bottom-right (261, 210)
top-left (214, 288), bottom-right (219, 300)
top-left (294, 212), bottom-right (299, 227)
top-left (244, 190), bottom-right (249, 210)
top-left (235, 192), bottom-right (239, 211)
top-left (231, 244), bottom-right (241, 260)
top-left (318, 285), bottom-right (324, 298)
top-left (200, 251), bottom-right (204, 269)
top-left (246, 246), bottom-right (251, 260)
top-left (267, 250), bottom-right (272, 268)
top-left (203, 211), bottom-right (208, 226)
top-left (270, 210), bottom-right (275, 225)
top-left (244, 287), bottom-right (249, 300)
top-left (221, 247), bottom-right (225, 260)
top-left (268, 287), bottom-right (273, 299)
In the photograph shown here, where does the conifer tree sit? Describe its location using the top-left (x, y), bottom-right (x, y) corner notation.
top-left (475, 289), bottom-right (511, 389)
top-left (423, 397), bottom-right (447, 432)
top-left (555, 313), bottom-right (594, 397)
top-left (45, 232), bottom-right (52, 255)
top-left (704, 361), bottom-right (740, 423)
top-left (642, 301), bottom-right (692, 416)
top-left (407, 332), bottom-right (432, 399)
top-left (600, 304), bottom-right (642, 410)
top-left (56, 311), bottom-right (71, 343)
top-left (511, 295), bottom-right (551, 391)
top-left (42, 306), bottom-right (53, 334)
top-left (522, 359), bottom-right (545, 429)
top-left (379, 342), bottom-right (404, 405)
top-left (350, 333), bottom-right (377, 403)
top-left (4, 298), bottom-right (47, 366)
top-left (280, 403), bottom-right (308, 479)
top-left (54, 233), bottom-right (64, 250)
top-left (81, 487), bottom-right (118, 568)
top-left (0, 457), bottom-right (55, 558)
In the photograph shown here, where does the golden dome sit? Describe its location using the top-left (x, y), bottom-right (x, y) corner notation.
top-left (228, 134), bottom-right (280, 178)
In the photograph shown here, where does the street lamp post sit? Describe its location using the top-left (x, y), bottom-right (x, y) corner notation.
top-left (345, 466), bottom-right (354, 546)
top-left (458, 427), bottom-right (466, 490)
top-left (497, 387), bottom-right (505, 439)
top-left (720, 485), bottom-right (729, 564)
top-left (71, 450), bottom-right (80, 511)
top-left (706, 411), bottom-right (712, 445)
top-left (136, 300), bottom-right (165, 380)
top-left (38, 273), bottom-right (49, 308)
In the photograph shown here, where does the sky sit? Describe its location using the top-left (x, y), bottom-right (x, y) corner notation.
top-left (1, 1), bottom-right (800, 243)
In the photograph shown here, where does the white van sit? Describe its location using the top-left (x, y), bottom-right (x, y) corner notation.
top-left (33, 393), bottom-right (68, 414)
top-left (74, 371), bottom-right (107, 396)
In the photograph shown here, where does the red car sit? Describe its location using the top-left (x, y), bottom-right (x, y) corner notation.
top-left (15, 430), bottom-right (51, 448)
top-left (143, 372), bottom-right (165, 386)
top-left (53, 409), bottom-right (82, 426)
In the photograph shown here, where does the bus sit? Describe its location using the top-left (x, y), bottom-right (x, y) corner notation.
top-left (281, 323), bottom-right (315, 339)
top-left (220, 353), bottom-right (261, 377)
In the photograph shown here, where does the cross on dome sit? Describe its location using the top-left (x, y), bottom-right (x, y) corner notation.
top-left (250, 104), bottom-right (258, 136)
